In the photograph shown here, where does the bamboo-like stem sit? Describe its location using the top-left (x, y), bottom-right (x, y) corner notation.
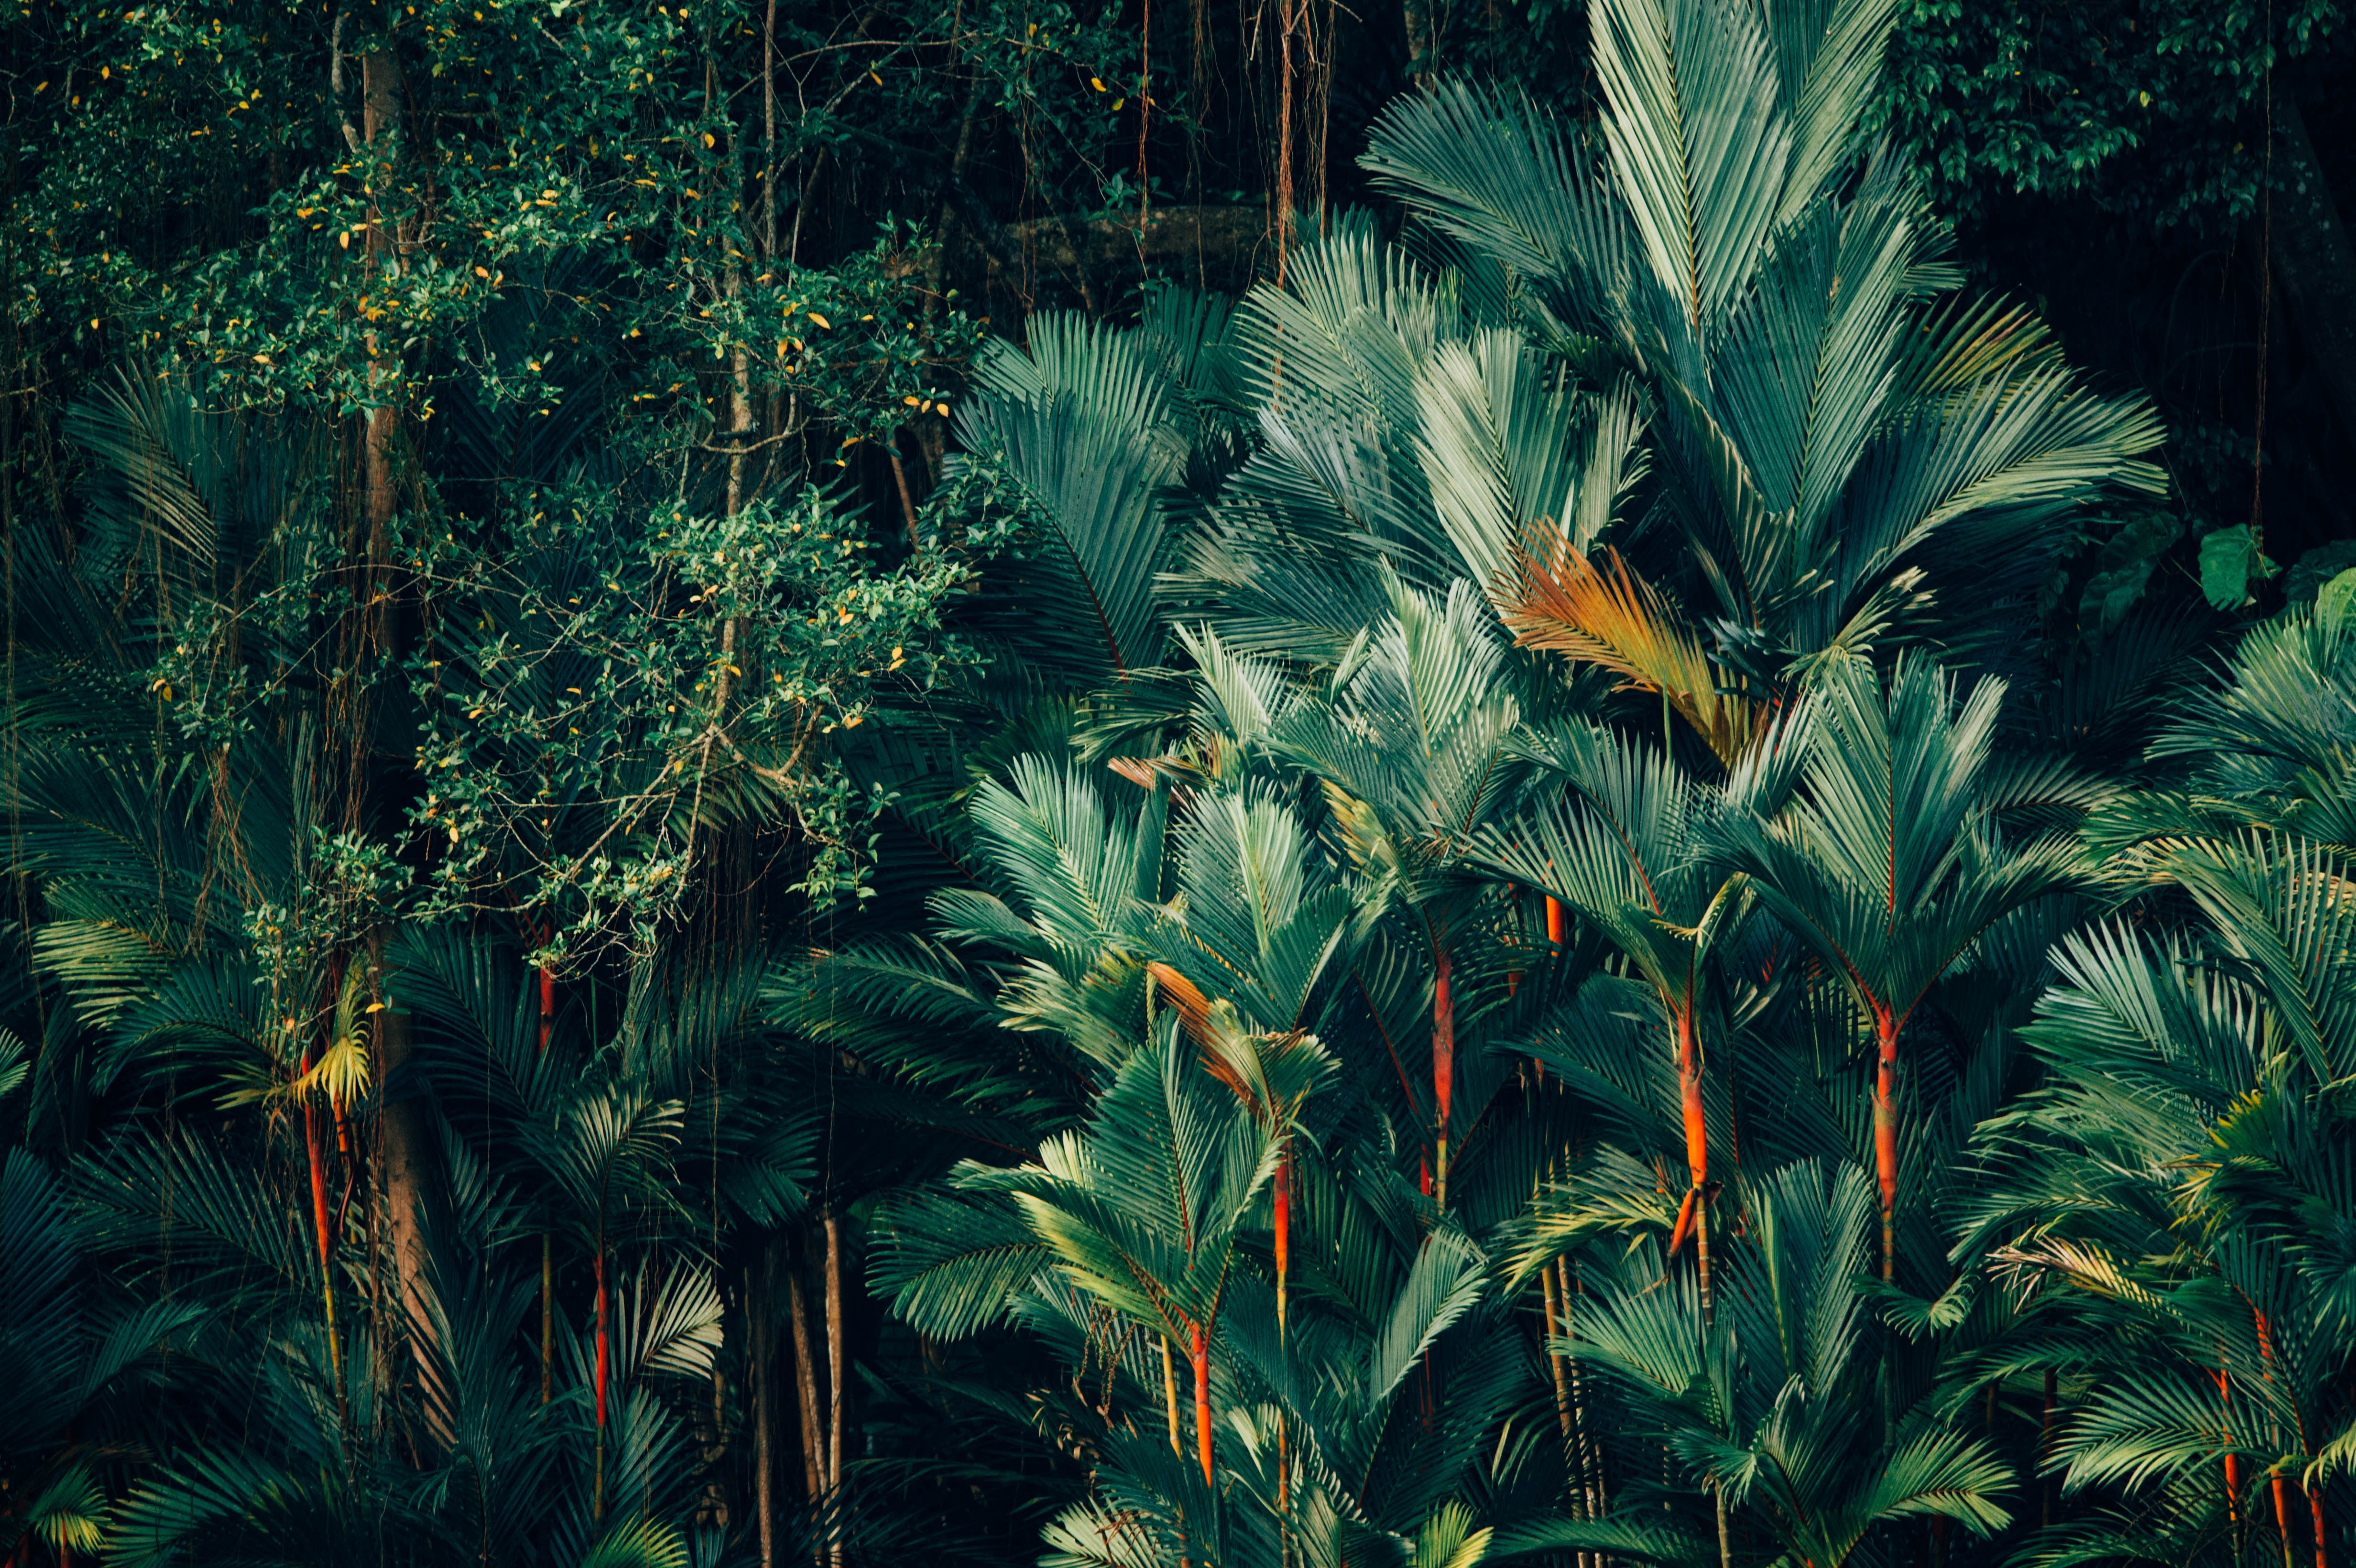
top-left (593, 1244), bottom-right (610, 1522)
top-left (1274, 1141), bottom-right (1291, 1338)
top-left (1191, 1320), bottom-right (1214, 1486)
top-left (1432, 944), bottom-right (1454, 1209)
top-left (1162, 1334), bottom-right (1183, 1456)
top-left (1873, 1006), bottom-right (1900, 1281)
top-left (824, 1208), bottom-right (847, 1568)
top-left (304, 1090), bottom-right (345, 1405)
top-left (755, 1256), bottom-right (776, 1568)
top-left (2220, 1366), bottom-right (2240, 1521)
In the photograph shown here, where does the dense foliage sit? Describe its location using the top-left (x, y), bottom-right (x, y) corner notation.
top-left (2, 0), bottom-right (2355, 1565)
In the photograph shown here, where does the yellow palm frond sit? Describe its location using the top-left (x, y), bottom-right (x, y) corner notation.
top-left (1497, 540), bottom-right (1765, 767)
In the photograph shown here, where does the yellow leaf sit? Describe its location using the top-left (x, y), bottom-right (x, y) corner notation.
top-left (806, 312), bottom-right (830, 329)
top-left (1501, 543), bottom-right (1764, 768)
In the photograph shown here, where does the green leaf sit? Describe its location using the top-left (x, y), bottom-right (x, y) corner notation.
top-left (2198, 525), bottom-right (2275, 610)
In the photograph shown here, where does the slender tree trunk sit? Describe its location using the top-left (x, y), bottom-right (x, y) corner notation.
top-left (1432, 944), bottom-right (1454, 1209)
top-left (594, 1243), bottom-right (611, 1521)
top-left (755, 1265), bottom-right (777, 1568)
top-left (373, 1003), bottom-right (431, 1367)
top-left (1400, 0), bottom-right (1431, 83)
top-left (2310, 1479), bottom-right (2329, 1568)
top-left (761, 0), bottom-right (779, 261)
top-left (1545, 895), bottom-right (1566, 947)
top-left (823, 1207), bottom-right (846, 1568)
top-left (1670, 1002), bottom-right (1713, 1321)
top-left (1162, 1334), bottom-right (1183, 1456)
top-left (787, 1258), bottom-right (825, 1503)
top-left (305, 1090), bottom-right (343, 1397)
top-left (1540, 1260), bottom-right (1572, 1441)
top-left (538, 962), bottom-right (556, 1403)
top-left (1273, 1140), bottom-right (1291, 1336)
top-left (2222, 1367), bottom-right (2241, 1521)
top-left (1560, 1256), bottom-right (1601, 1526)
top-left (1873, 1007), bottom-right (1899, 1281)
top-left (1191, 1319), bottom-right (1213, 1486)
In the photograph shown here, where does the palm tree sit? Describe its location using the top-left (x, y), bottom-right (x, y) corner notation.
top-left (1359, 0), bottom-right (2164, 676)
top-left (1471, 706), bottom-right (1809, 1319)
top-left (1523, 1160), bottom-right (2015, 1568)
top-left (1703, 655), bottom-right (2083, 1282)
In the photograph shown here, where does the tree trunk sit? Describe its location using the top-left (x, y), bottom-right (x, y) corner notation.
top-left (305, 1090), bottom-right (343, 1398)
top-left (594, 1243), bottom-right (610, 1521)
top-left (1162, 1334), bottom-right (1183, 1456)
top-left (1540, 1260), bottom-right (1572, 1441)
top-left (359, 38), bottom-right (432, 1405)
top-left (787, 1258), bottom-right (825, 1503)
top-left (823, 1206), bottom-right (846, 1562)
top-left (2274, 94), bottom-right (2356, 452)
top-left (755, 1255), bottom-right (777, 1568)
top-left (1669, 1002), bottom-right (1713, 1321)
top-left (2221, 1367), bottom-right (2241, 1521)
top-left (1432, 945), bottom-right (1453, 1209)
top-left (1873, 1008), bottom-right (1899, 1282)
top-left (1400, 0), bottom-right (1432, 83)
top-left (1273, 1141), bottom-right (1291, 1336)
top-left (373, 1003), bottom-right (432, 1377)
top-left (1190, 1319), bottom-right (1213, 1486)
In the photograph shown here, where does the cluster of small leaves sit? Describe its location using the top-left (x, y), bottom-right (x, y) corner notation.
top-left (1881, 0), bottom-right (2345, 235)
top-left (242, 827), bottom-right (412, 1001)
top-left (404, 480), bottom-right (976, 966)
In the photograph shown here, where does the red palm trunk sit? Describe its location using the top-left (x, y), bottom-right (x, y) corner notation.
top-left (2220, 1367), bottom-right (2241, 1520)
top-left (1273, 1142), bottom-right (1291, 1336)
top-left (1432, 947), bottom-right (1454, 1208)
top-left (593, 1245), bottom-right (611, 1519)
top-left (1191, 1320), bottom-right (1213, 1486)
top-left (538, 963), bottom-right (555, 1052)
top-left (1873, 1005), bottom-right (1899, 1280)
top-left (1666, 1001), bottom-right (1713, 1320)
top-left (304, 1089), bottom-right (342, 1391)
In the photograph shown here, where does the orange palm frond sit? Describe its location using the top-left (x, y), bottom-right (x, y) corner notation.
top-left (1498, 541), bottom-right (1765, 767)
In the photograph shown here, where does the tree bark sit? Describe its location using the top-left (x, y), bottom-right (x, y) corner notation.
top-left (787, 1257), bottom-right (825, 1503)
top-left (373, 1003), bottom-right (432, 1375)
top-left (755, 1254), bottom-right (777, 1568)
top-left (1161, 1334), bottom-right (1183, 1456)
top-left (2274, 94), bottom-right (2356, 451)
top-left (823, 1208), bottom-right (846, 1510)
